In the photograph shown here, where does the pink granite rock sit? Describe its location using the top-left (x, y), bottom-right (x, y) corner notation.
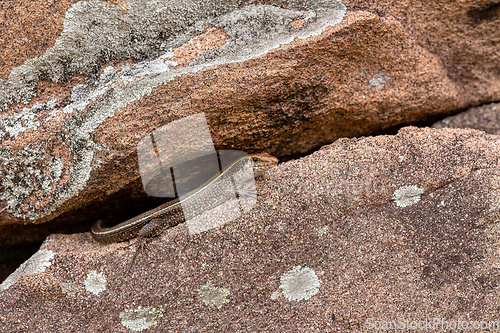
top-left (1, 1), bottom-right (500, 325)
top-left (433, 102), bottom-right (500, 135)
top-left (0, 127), bottom-right (499, 331)
top-left (0, 0), bottom-right (498, 232)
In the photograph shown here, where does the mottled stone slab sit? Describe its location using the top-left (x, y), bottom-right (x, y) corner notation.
top-left (0, 0), bottom-right (498, 229)
top-left (1, 127), bottom-right (499, 331)
top-left (433, 102), bottom-right (500, 135)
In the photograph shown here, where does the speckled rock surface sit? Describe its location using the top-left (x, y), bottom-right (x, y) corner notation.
top-left (433, 102), bottom-right (500, 135)
top-left (0, 0), bottom-right (78, 80)
top-left (0, 0), bottom-right (499, 232)
top-left (1, 127), bottom-right (499, 332)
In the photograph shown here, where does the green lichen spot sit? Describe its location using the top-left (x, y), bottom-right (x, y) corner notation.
top-left (198, 281), bottom-right (230, 309)
top-left (317, 225), bottom-right (329, 236)
top-left (119, 306), bottom-right (164, 332)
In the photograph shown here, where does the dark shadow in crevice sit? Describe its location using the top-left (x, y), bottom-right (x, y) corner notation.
top-left (278, 107), bottom-right (463, 162)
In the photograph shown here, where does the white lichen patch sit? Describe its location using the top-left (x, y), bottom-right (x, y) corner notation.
top-left (279, 266), bottom-right (320, 301)
top-left (84, 270), bottom-right (107, 295)
top-left (198, 281), bottom-right (231, 309)
top-left (317, 225), bottom-right (329, 236)
top-left (270, 290), bottom-right (281, 300)
top-left (369, 72), bottom-right (391, 90)
top-left (392, 185), bottom-right (425, 207)
top-left (0, 99), bottom-right (56, 138)
top-left (0, 249), bottom-right (55, 291)
top-left (119, 306), bottom-right (164, 332)
top-left (201, 2), bottom-right (346, 65)
top-left (60, 282), bottom-right (74, 292)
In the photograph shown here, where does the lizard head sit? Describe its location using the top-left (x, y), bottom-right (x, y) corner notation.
top-left (248, 152), bottom-right (278, 177)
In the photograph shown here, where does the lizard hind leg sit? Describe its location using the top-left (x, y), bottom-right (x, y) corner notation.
top-left (125, 218), bottom-right (164, 274)
top-left (126, 238), bottom-right (145, 275)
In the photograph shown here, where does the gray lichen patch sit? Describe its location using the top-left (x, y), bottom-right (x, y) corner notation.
top-left (0, 0), bottom-right (236, 111)
top-left (200, 1), bottom-right (346, 65)
top-left (392, 185), bottom-right (425, 207)
top-left (83, 270), bottom-right (107, 295)
top-left (0, 142), bottom-right (68, 220)
top-left (0, 53), bottom-right (182, 220)
top-left (369, 72), bottom-right (391, 90)
top-left (119, 306), bottom-right (164, 332)
top-left (279, 266), bottom-right (320, 301)
top-left (0, 0), bottom-right (346, 111)
top-left (0, 249), bottom-right (55, 291)
top-left (197, 281), bottom-right (231, 309)
top-left (277, 221), bottom-right (286, 230)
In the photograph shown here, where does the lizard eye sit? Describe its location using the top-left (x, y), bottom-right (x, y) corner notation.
top-left (252, 157), bottom-right (259, 162)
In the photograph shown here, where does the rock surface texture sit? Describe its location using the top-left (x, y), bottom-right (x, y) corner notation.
top-left (0, 127), bottom-right (499, 331)
top-left (0, 0), bottom-right (498, 230)
top-left (433, 102), bottom-right (500, 135)
top-left (1, 0), bottom-right (500, 330)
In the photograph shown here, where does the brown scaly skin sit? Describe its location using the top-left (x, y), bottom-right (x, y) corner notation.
top-left (91, 153), bottom-right (278, 244)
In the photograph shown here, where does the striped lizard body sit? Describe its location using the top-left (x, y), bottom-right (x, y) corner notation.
top-left (91, 152), bottom-right (278, 243)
